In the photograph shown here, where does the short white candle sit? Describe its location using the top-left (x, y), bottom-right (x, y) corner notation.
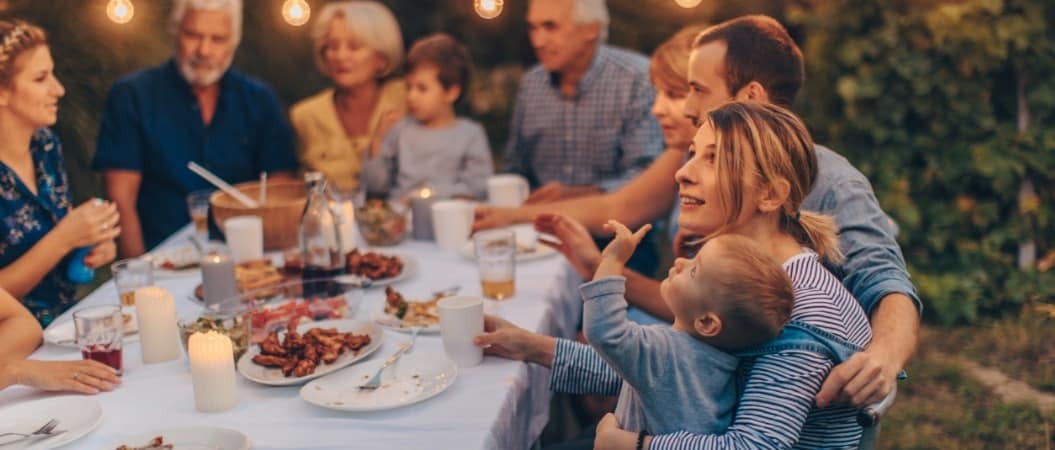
top-left (134, 286), bottom-right (182, 364)
top-left (188, 331), bottom-right (238, 412)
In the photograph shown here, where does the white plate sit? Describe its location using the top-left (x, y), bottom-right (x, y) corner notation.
top-left (0, 395), bottom-right (103, 449)
top-left (372, 311), bottom-right (440, 335)
top-left (337, 251), bottom-right (418, 288)
top-left (104, 426), bottom-right (249, 450)
top-left (237, 318), bottom-right (384, 386)
top-left (147, 243), bottom-right (202, 277)
top-left (43, 310), bottom-right (139, 349)
top-left (300, 352), bottom-right (458, 412)
top-left (459, 239), bottom-right (559, 262)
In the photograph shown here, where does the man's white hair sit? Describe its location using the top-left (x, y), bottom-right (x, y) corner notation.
top-left (573, 0), bottom-right (609, 43)
top-left (169, 0), bottom-right (243, 45)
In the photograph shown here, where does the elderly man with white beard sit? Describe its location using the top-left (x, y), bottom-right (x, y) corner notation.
top-left (93, 0), bottom-right (298, 257)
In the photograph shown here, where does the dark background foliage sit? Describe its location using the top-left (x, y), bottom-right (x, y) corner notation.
top-left (2, 0), bottom-right (1051, 325)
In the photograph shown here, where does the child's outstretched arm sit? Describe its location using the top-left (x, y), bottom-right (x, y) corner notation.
top-left (594, 220), bottom-right (652, 281)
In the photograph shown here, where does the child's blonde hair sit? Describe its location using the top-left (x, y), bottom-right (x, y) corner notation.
top-left (704, 101), bottom-right (843, 264)
top-left (697, 234), bottom-right (794, 350)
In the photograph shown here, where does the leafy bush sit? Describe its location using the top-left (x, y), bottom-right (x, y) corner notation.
top-left (789, 0), bottom-right (1055, 324)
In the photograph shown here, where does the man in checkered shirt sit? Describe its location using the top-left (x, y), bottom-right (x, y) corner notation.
top-left (504, 0), bottom-right (663, 204)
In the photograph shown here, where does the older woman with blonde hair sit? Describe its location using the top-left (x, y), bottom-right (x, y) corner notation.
top-left (290, 1), bottom-right (406, 194)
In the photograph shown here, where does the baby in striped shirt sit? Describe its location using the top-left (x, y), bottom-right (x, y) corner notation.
top-left (581, 221), bottom-right (795, 435)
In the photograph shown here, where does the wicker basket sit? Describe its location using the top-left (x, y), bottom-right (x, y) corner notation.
top-left (210, 180), bottom-right (306, 251)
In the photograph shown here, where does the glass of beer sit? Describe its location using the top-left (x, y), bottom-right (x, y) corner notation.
top-left (186, 189), bottom-right (213, 239)
top-left (473, 229), bottom-right (516, 300)
top-left (74, 305), bottom-right (124, 376)
top-left (111, 258), bottom-right (153, 307)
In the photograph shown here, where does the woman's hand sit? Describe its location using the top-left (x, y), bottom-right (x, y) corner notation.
top-left (54, 200), bottom-right (121, 251)
top-left (83, 240), bottom-right (117, 269)
top-left (472, 205), bottom-right (516, 232)
top-left (12, 359), bottom-right (121, 395)
top-left (473, 314), bottom-right (555, 367)
top-left (534, 213), bottom-right (602, 280)
top-left (594, 413), bottom-right (644, 450)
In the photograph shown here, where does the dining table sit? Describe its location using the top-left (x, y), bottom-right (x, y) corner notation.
top-left (1, 225), bottom-right (587, 449)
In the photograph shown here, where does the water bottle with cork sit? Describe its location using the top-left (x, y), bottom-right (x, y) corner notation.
top-left (299, 172), bottom-right (346, 298)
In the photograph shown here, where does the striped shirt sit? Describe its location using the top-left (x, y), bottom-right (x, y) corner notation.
top-left (550, 251), bottom-right (873, 449)
top-left (503, 45), bottom-right (663, 192)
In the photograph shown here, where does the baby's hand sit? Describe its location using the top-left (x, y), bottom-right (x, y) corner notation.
top-left (600, 220), bottom-right (652, 265)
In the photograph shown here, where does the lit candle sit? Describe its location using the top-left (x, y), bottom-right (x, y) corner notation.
top-left (188, 331), bottom-right (238, 412)
top-left (201, 253), bottom-right (238, 308)
top-left (411, 187), bottom-right (435, 241)
top-left (134, 286), bottom-right (182, 364)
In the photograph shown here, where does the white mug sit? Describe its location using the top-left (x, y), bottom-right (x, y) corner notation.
top-left (487, 175), bottom-right (530, 208)
top-left (437, 296), bottom-right (484, 367)
top-left (223, 215), bottom-right (263, 263)
top-left (431, 200), bottom-right (474, 251)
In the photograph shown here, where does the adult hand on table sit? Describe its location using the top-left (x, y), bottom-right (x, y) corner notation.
top-left (472, 205), bottom-right (517, 232)
top-left (534, 213), bottom-right (602, 280)
top-left (473, 315), bottom-right (556, 368)
top-left (54, 200), bottom-right (121, 251)
top-left (4, 359), bottom-right (120, 395)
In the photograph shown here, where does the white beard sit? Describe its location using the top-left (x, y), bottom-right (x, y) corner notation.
top-left (179, 54), bottom-right (233, 87)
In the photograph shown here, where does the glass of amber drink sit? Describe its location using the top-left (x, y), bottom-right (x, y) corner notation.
top-left (473, 229), bottom-right (516, 300)
top-left (111, 258), bottom-right (153, 307)
top-left (186, 190), bottom-right (213, 239)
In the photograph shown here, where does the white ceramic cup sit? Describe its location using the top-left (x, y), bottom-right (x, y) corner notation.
top-left (223, 215), bottom-right (263, 263)
top-left (487, 175), bottom-right (530, 208)
top-left (509, 223), bottom-right (538, 251)
top-left (437, 296), bottom-right (484, 367)
top-left (431, 200), bottom-right (474, 251)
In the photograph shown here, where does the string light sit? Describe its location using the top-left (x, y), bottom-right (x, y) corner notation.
top-left (106, 0), bottom-right (135, 24)
top-left (674, 0), bottom-right (703, 8)
top-left (282, 0), bottom-right (311, 26)
top-left (474, 0), bottom-right (503, 19)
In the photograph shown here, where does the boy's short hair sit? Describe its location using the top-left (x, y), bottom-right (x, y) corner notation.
top-left (406, 33), bottom-right (472, 102)
top-left (699, 234), bottom-right (794, 350)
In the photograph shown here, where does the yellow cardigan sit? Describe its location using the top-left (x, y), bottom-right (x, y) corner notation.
top-left (289, 80), bottom-right (407, 193)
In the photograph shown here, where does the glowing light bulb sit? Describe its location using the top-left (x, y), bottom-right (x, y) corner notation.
top-left (475, 0), bottom-right (503, 19)
top-left (674, 0), bottom-right (703, 8)
top-left (106, 0), bottom-right (135, 24)
top-left (282, 0), bottom-right (311, 27)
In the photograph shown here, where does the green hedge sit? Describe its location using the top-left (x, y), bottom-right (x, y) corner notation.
top-left (789, 0), bottom-right (1055, 324)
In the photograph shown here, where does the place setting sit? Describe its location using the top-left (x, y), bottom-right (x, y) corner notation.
top-left (0, 395), bottom-right (103, 449)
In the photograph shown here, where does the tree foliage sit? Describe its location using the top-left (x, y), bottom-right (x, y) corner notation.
top-left (789, 0), bottom-right (1055, 324)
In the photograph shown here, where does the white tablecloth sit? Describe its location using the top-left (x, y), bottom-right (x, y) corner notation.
top-left (2, 227), bottom-right (583, 449)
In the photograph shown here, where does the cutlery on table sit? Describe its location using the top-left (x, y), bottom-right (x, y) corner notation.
top-left (358, 327), bottom-right (421, 390)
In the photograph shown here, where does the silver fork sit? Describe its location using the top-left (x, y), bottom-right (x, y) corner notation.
top-left (358, 327), bottom-right (421, 390)
top-left (0, 418), bottom-right (63, 442)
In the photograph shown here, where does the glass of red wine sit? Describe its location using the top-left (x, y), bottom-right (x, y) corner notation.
top-left (73, 305), bottom-right (124, 376)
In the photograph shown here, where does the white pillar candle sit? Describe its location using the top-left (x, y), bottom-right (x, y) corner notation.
top-left (188, 331), bottom-right (238, 412)
top-left (134, 286), bottom-right (182, 364)
top-left (333, 200), bottom-right (358, 255)
top-left (224, 215), bottom-right (264, 263)
top-left (201, 253), bottom-right (238, 308)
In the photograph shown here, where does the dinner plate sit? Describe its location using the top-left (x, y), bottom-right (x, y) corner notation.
top-left (372, 311), bottom-right (441, 335)
top-left (458, 238), bottom-right (559, 262)
top-left (104, 426), bottom-right (250, 450)
top-left (236, 318), bottom-right (384, 386)
top-left (43, 310), bottom-right (139, 349)
top-left (0, 395), bottom-right (103, 449)
top-left (147, 242), bottom-right (203, 277)
top-left (337, 251), bottom-right (418, 288)
top-left (300, 352), bottom-right (458, 412)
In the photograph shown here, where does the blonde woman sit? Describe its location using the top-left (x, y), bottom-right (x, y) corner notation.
top-left (290, 1), bottom-right (406, 194)
top-left (0, 19), bottom-right (119, 326)
top-left (476, 102), bottom-right (873, 449)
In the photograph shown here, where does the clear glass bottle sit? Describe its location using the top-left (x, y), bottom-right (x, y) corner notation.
top-left (300, 172), bottom-right (346, 297)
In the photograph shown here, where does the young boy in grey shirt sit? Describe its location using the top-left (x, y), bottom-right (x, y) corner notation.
top-left (581, 221), bottom-right (795, 435)
top-left (362, 34), bottom-right (493, 201)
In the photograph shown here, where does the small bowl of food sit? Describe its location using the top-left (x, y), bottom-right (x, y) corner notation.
top-left (178, 303), bottom-right (251, 362)
top-left (355, 199), bottom-right (408, 246)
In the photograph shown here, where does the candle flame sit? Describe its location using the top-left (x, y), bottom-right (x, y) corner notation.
top-left (420, 187), bottom-right (434, 199)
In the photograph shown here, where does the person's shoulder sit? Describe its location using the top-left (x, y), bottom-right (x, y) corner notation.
top-left (380, 78), bottom-right (406, 98)
top-left (784, 252), bottom-right (870, 338)
top-left (109, 62), bottom-right (168, 94)
top-left (600, 45), bottom-right (651, 76)
top-left (225, 69), bottom-right (281, 99)
top-left (455, 118), bottom-right (487, 135)
top-left (813, 144), bottom-right (871, 189)
top-left (290, 88), bottom-right (334, 119)
top-left (31, 127), bottom-right (61, 149)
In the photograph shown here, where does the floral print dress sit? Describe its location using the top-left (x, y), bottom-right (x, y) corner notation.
top-left (0, 128), bottom-right (75, 326)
